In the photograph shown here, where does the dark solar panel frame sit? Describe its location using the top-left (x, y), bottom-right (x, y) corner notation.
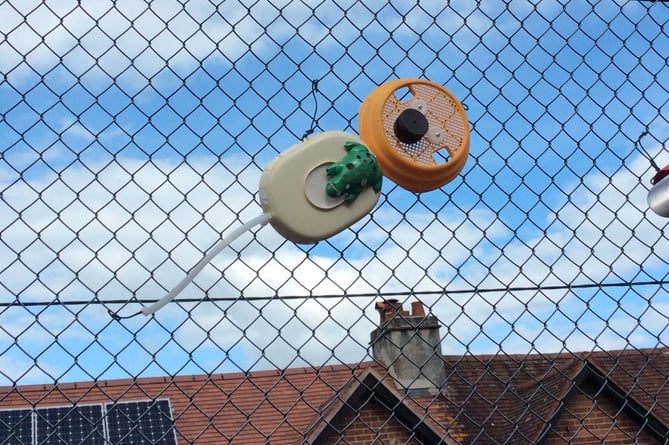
top-left (0, 400), bottom-right (176, 445)
top-left (105, 400), bottom-right (178, 445)
top-left (0, 409), bottom-right (32, 445)
top-left (34, 404), bottom-right (105, 445)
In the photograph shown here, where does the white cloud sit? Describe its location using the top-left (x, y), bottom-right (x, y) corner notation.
top-left (0, 353), bottom-right (62, 386)
top-left (1, 0), bottom-right (256, 81)
top-left (0, 0), bottom-right (505, 89)
top-left (1, 0), bottom-right (370, 83)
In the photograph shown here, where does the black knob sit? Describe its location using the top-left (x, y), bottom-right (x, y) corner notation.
top-left (394, 108), bottom-right (428, 144)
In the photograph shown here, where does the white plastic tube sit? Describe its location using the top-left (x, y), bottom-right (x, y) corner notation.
top-left (141, 212), bottom-right (271, 315)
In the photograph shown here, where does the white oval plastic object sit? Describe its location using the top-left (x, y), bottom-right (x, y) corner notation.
top-left (258, 131), bottom-right (381, 244)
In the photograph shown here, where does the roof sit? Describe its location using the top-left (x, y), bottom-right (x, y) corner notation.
top-left (0, 365), bottom-right (351, 443)
top-left (443, 347), bottom-right (669, 444)
top-left (0, 348), bottom-right (667, 444)
top-left (0, 362), bottom-right (463, 444)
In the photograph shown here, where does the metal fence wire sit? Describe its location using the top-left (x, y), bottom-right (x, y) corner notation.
top-left (1, 0), bottom-right (669, 444)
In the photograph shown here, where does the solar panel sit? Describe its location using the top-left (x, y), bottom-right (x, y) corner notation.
top-left (0, 400), bottom-right (176, 445)
top-left (35, 405), bottom-right (105, 445)
top-left (0, 409), bottom-right (32, 445)
top-left (106, 400), bottom-right (177, 445)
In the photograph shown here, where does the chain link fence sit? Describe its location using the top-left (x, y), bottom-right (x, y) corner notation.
top-left (1, 0), bottom-right (669, 443)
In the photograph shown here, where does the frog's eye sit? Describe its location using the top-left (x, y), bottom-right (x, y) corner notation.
top-left (346, 163), bottom-right (354, 170)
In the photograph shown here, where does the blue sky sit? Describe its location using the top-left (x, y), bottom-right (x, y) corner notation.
top-left (1, 0), bottom-right (669, 384)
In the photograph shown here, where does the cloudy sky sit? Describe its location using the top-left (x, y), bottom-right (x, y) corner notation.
top-left (1, 0), bottom-right (669, 385)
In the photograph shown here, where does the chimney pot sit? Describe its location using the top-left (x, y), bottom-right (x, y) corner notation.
top-left (386, 299), bottom-right (402, 309)
top-left (411, 301), bottom-right (425, 317)
top-left (375, 299), bottom-right (404, 322)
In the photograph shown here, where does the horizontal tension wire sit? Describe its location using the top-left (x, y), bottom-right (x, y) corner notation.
top-left (3, 279), bottom-right (669, 309)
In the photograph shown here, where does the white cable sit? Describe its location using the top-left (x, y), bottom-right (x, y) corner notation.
top-left (141, 212), bottom-right (272, 316)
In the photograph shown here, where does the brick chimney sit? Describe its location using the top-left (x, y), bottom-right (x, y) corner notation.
top-left (370, 299), bottom-right (446, 393)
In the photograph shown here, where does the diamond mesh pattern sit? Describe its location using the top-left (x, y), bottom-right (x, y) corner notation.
top-left (1, 1), bottom-right (669, 443)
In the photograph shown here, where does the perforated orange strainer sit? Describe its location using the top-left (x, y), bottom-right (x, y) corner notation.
top-left (359, 78), bottom-right (470, 193)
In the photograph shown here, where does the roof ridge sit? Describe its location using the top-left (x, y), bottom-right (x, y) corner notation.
top-left (513, 357), bottom-right (584, 392)
top-left (0, 361), bottom-right (378, 395)
top-left (443, 346), bottom-right (669, 363)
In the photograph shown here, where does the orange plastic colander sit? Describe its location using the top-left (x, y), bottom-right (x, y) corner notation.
top-left (359, 78), bottom-right (470, 193)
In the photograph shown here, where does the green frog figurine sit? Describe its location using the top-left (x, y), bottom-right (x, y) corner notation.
top-left (325, 141), bottom-right (383, 203)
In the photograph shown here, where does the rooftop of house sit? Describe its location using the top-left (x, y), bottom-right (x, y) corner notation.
top-left (444, 347), bottom-right (669, 443)
top-left (1, 301), bottom-right (668, 444)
